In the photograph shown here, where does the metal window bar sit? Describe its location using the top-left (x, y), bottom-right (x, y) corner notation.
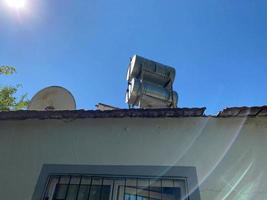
top-left (64, 176), bottom-right (72, 199)
top-left (43, 175), bottom-right (188, 200)
top-left (99, 178), bottom-right (104, 200)
top-left (123, 178), bottom-right (126, 200)
top-left (86, 177), bottom-right (93, 200)
top-left (135, 178), bottom-right (138, 200)
top-left (75, 176), bottom-right (82, 200)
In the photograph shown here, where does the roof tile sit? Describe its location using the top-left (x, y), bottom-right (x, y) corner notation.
top-left (0, 107), bottom-right (206, 120)
top-left (257, 108), bottom-right (267, 116)
top-left (218, 106), bottom-right (267, 117)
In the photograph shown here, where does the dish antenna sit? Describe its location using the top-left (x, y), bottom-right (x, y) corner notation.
top-left (28, 86), bottom-right (76, 111)
top-left (126, 55), bottom-right (178, 108)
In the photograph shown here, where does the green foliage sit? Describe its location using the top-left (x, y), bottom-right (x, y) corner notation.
top-left (0, 66), bottom-right (16, 75)
top-left (0, 66), bottom-right (29, 111)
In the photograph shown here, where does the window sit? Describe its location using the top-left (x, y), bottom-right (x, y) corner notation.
top-left (43, 175), bottom-right (186, 200)
top-left (32, 165), bottom-right (200, 200)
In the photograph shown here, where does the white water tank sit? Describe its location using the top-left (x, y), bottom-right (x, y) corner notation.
top-left (126, 78), bottom-right (178, 108)
top-left (126, 55), bottom-right (178, 108)
top-left (127, 55), bottom-right (176, 89)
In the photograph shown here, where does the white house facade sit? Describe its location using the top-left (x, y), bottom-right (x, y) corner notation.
top-left (0, 106), bottom-right (267, 200)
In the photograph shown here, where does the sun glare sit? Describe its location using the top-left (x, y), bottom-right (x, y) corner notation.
top-left (5, 0), bottom-right (26, 10)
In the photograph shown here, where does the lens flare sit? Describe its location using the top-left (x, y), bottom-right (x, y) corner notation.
top-left (5, 0), bottom-right (26, 10)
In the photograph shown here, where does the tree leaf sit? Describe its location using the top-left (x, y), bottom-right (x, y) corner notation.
top-left (0, 66), bottom-right (16, 75)
top-left (0, 66), bottom-right (28, 111)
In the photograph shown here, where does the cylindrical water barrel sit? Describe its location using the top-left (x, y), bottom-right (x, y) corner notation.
top-left (125, 78), bottom-right (178, 108)
top-left (127, 55), bottom-right (176, 87)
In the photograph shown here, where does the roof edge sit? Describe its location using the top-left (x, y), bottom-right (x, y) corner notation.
top-left (0, 108), bottom-right (206, 120)
top-left (217, 106), bottom-right (267, 117)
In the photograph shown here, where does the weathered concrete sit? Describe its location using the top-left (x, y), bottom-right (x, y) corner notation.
top-left (0, 116), bottom-right (266, 199)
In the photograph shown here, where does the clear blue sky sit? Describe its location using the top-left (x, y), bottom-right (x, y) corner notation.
top-left (1, 0), bottom-right (267, 114)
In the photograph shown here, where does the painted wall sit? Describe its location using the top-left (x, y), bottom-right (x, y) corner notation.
top-left (0, 116), bottom-right (267, 199)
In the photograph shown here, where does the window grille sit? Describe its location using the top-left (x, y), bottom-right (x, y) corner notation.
top-left (43, 175), bottom-right (187, 200)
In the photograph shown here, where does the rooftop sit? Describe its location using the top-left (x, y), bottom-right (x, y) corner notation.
top-left (0, 106), bottom-right (267, 120)
top-left (0, 107), bottom-right (205, 120)
top-left (218, 106), bottom-right (267, 117)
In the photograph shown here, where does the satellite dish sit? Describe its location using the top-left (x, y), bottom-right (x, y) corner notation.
top-left (28, 86), bottom-right (76, 111)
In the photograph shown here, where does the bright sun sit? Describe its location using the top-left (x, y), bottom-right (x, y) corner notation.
top-left (4, 0), bottom-right (27, 10)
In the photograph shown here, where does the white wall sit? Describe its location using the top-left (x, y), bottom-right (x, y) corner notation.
top-left (0, 117), bottom-right (267, 199)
